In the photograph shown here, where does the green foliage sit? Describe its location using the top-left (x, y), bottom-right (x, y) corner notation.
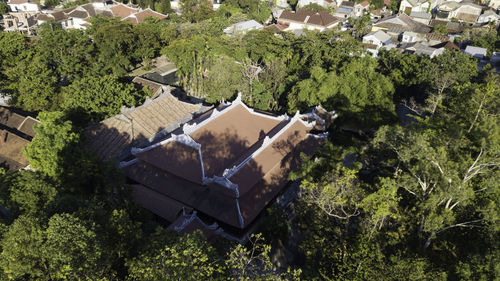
top-left (289, 56), bottom-right (395, 127)
top-left (299, 3), bottom-right (328, 12)
top-left (62, 75), bottom-right (140, 121)
top-left (459, 28), bottom-right (500, 55)
top-left (7, 171), bottom-right (57, 216)
top-left (88, 18), bottom-right (138, 75)
top-left (225, 234), bottom-right (301, 281)
top-left (432, 24), bottom-right (448, 35)
top-left (157, 0), bottom-right (172, 14)
top-left (0, 214), bottom-right (105, 280)
top-left (127, 231), bottom-right (225, 280)
top-left (180, 0), bottom-right (215, 23)
top-left (43, 0), bottom-right (60, 7)
top-left (0, 2), bottom-right (9, 17)
top-left (43, 213), bottom-right (103, 280)
top-left (23, 112), bottom-right (79, 178)
top-left (5, 52), bottom-right (58, 112)
top-left (0, 215), bottom-right (46, 280)
top-left (224, 0), bottom-right (272, 23)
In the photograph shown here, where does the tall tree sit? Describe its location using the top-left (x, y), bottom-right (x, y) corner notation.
top-left (62, 75), bottom-right (140, 121)
top-left (180, 0), bottom-right (214, 23)
top-left (23, 112), bottom-right (80, 179)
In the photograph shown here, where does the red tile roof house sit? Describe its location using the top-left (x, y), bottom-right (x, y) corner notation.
top-left (119, 94), bottom-right (334, 237)
top-left (278, 9), bottom-right (340, 32)
top-left (110, 4), bottom-right (167, 24)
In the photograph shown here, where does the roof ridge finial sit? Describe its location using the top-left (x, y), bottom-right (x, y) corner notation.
top-left (235, 92), bottom-right (242, 103)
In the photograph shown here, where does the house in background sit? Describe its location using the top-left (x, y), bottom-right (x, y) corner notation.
top-left (36, 3), bottom-right (114, 29)
top-left (409, 10), bottom-right (432, 24)
top-left (7, 0), bottom-right (40, 12)
top-left (488, 0), bottom-right (500, 10)
top-left (362, 30), bottom-right (392, 47)
top-left (3, 11), bottom-right (37, 35)
top-left (362, 30), bottom-right (395, 56)
top-left (399, 0), bottom-right (435, 15)
top-left (405, 42), bottom-right (445, 58)
top-left (333, 1), bottom-right (355, 18)
top-left (477, 10), bottom-right (500, 24)
top-left (278, 9), bottom-right (340, 31)
top-left (435, 1), bottom-right (483, 23)
top-left (464, 45), bottom-right (487, 59)
top-left (119, 95), bottom-right (333, 234)
top-left (0, 107), bottom-right (40, 171)
top-left (354, 1), bottom-right (370, 17)
top-left (121, 8), bottom-right (168, 24)
top-left (223, 20), bottom-right (264, 35)
top-left (372, 13), bottom-right (431, 36)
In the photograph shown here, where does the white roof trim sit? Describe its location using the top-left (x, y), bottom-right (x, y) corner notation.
top-left (222, 111), bottom-right (315, 180)
top-left (235, 199), bottom-right (245, 228)
top-left (16, 115), bottom-right (41, 132)
top-left (203, 176), bottom-right (240, 197)
top-left (182, 93), bottom-right (288, 136)
top-left (134, 93), bottom-right (289, 154)
top-left (174, 210), bottom-right (219, 232)
top-left (119, 158), bottom-right (139, 168)
top-left (131, 133), bottom-right (200, 155)
top-left (307, 132), bottom-right (329, 139)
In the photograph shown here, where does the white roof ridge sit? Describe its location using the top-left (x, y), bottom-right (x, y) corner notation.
top-left (182, 93), bottom-right (287, 136)
top-left (222, 110), bottom-right (317, 180)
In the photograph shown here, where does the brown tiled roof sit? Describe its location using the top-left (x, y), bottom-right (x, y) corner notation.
top-left (429, 19), bottom-right (464, 33)
top-left (0, 107), bottom-right (39, 170)
top-left (425, 33), bottom-right (449, 42)
top-left (456, 12), bottom-right (478, 23)
top-left (0, 107), bottom-right (25, 129)
top-left (8, 0), bottom-right (29, 4)
top-left (132, 77), bottom-right (163, 98)
top-left (67, 9), bottom-right (89, 19)
top-left (431, 41), bottom-right (459, 50)
top-left (307, 11), bottom-right (339, 27)
top-left (133, 8), bottom-right (167, 24)
top-left (122, 97), bottom-right (331, 229)
top-left (36, 14), bottom-right (53, 21)
top-left (279, 9), bottom-right (338, 27)
top-left (51, 10), bottom-right (70, 21)
top-left (81, 3), bottom-right (96, 16)
top-left (359, 1), bottom-right (370, 7)
top-left (0, 130), bottom-right (29, 170)
top-left (131, 184), bottom-right (186, 222)
top-left (110, 4), bottom-right (139, 18)
top-left (279, 10), bottom-right (309, 23)
top-left (17, 117), bottom-right (39, 138)
top-left (84, 91), bottom-right (203, 161)
top-left (375, 13), bottom-right (431, 33)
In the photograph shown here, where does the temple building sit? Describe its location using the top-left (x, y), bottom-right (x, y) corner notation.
top-left (119, 94), bottom-right (334, 233)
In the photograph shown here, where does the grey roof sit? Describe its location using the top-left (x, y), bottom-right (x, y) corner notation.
top-left (410, 11), bottom-right (432, 19)
top-left (364, 30), bottom-right (391, 43)
top-left (464, 45), bottom-right (487, 57)
top-left (374, 13), bottom-right (431, 33)
top-left (223, 20), bottom-right (263, 34)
